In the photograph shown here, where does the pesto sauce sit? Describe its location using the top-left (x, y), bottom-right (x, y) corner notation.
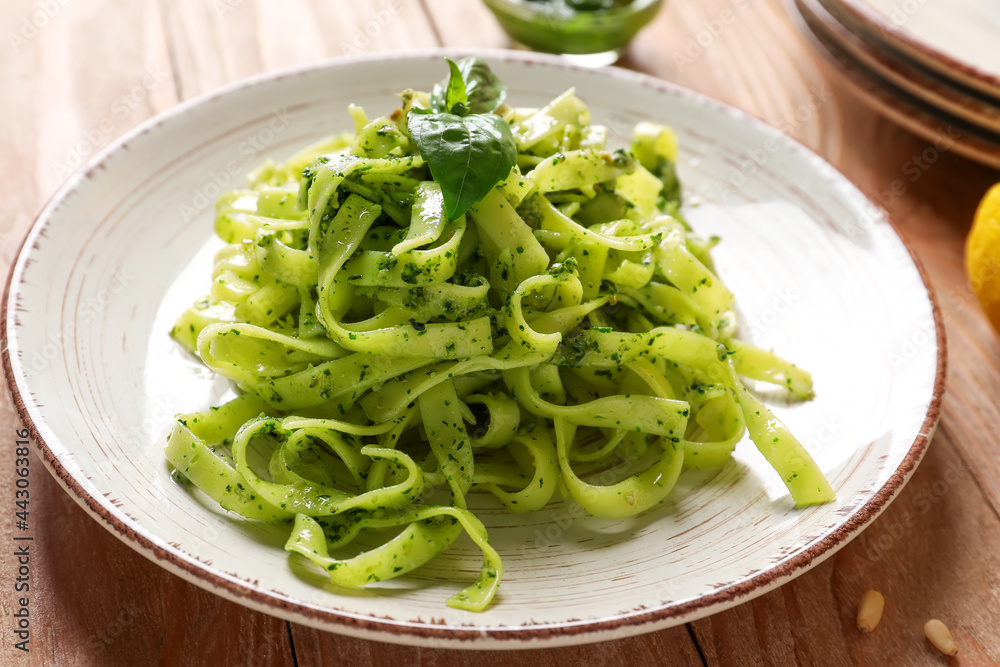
top-left (483, 0), bottom-right (662, 55)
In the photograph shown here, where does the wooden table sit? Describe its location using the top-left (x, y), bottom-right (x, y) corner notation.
top-left (2, 1), bottom-right (999, 665)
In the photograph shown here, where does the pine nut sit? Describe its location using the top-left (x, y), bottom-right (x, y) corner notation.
top-left (923, 619), bottom-right (958, 656)
top-left (856, 590), bottom-right (884, 632)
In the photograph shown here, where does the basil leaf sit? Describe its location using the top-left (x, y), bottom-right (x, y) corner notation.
top-left (458, 57), bottom-right (507, 114)
top-left (458, 58), bottom-right (507, 113)
top-left (430, 58), bottom-right (469, 115)
top-left (430, 57), bottom-right (506, 115)
top-left (408, 111), bottom-right (517, 220)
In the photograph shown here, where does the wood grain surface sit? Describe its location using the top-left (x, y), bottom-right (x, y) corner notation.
top-left (2, 1), bottom-right (999, 665)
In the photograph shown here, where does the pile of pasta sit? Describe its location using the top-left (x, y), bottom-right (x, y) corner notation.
top-left (166, 86), bottom-right (834, 611)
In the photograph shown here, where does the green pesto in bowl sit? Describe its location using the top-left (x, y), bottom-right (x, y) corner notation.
top-left (483, 0), bottom-right (664, 56)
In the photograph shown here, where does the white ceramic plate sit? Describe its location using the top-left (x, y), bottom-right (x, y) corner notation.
top-left (800, 0), bottom-right (1000, 132)
top-left (823, 0), bottom-right (1000, 98)
top-left (790, 0), bottom-right (1000, 169)
top-left (2, 50), bottom-right (944, 649)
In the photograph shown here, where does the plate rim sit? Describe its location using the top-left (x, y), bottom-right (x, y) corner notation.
top-left (799, 0), bottom-right (1000, 131)
top-left (1, 47), bottom-right (948, 647)
top-left (822, 0), bottom-right (1000, 97)
top-left (790, 0), bottom-right (1000, 169)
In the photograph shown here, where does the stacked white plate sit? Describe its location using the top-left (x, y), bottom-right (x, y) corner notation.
top-left (790, 0), bottom-right (1000, 168)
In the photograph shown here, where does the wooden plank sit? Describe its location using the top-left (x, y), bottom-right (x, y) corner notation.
top-left (304, 0), bottom-right (439, 60)
top-left (159, 0), bottom-right (439, 99)
top-left (288, 624), bottom-right (705, 666)
top-left (420, 0), bottom-right (507, 48)
top-left (0, 1), bottom-right (294, 665)
top-left (626, 0), bottom-right (840, 152)
top-left (692, 428), bottom-right (1000, 666)
top-left (16, 470), bottom-right (294, 667)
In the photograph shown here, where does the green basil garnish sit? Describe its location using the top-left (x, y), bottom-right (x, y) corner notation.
top-left (430, 57), bottom-right (507, 115)
top-left (411, 58), bottom-right (516, 220)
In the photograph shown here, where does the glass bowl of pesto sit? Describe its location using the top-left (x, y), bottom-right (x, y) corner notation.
top-left (482, 0), bottom-right (664, 66)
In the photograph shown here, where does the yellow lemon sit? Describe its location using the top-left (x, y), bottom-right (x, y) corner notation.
top-left (967, 183), bottom-right (1000, 333)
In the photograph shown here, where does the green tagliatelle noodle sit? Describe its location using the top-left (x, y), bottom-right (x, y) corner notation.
top-left (165, 62), bottom-right (835, 612)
